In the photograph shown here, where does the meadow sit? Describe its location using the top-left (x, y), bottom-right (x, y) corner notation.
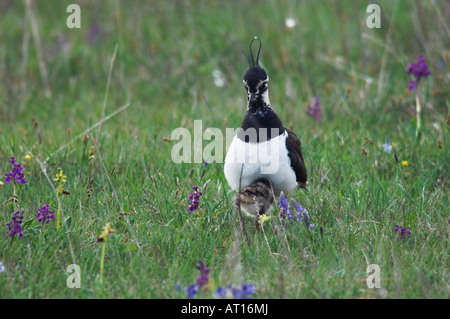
top-left (0, 0), bottom-right (448, 299)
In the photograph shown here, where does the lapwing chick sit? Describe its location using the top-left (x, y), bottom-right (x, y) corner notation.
top-left (224, 37), bottom-right (307, 198)
top-left (235, 178), bottom-right (275, 218)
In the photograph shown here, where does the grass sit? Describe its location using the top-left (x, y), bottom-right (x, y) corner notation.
top-left (0, 0), bottom-right (449, 299)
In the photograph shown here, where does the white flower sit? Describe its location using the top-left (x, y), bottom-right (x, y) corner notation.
top-left (212, 69), bottom-right (225, 87)
top-left (285, 18), bottom-right (296, 29)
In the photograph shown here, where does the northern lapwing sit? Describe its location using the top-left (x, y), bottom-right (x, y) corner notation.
top-left (224, 37), bottom-right (307, 217)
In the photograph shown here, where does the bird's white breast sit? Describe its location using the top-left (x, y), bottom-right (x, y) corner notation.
top-left (224, 131), bottom-right (297, 196)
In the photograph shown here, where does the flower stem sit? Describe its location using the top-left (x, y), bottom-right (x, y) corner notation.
top-left (415, 90), bottom-right (422, 140)
top-left (100, 242), bottom-right (106, 284)
top-left (13, 183), bottom-right (16, 212)
top-left (56, 194), bottom-right (61, 230)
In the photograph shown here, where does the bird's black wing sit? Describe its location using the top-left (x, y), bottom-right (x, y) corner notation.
top-left (285, 127), bottom-right (307, 188)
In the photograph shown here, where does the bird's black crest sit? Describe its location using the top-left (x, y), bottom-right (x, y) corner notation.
top-left (242, 37), bottom-right (262, 68)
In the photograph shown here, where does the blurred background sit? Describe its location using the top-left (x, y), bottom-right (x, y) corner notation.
top-left (0, 1), bottom-right (448, 138)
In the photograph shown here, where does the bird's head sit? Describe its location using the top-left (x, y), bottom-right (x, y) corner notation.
top-left (242, 37), bottom-right (270, 108)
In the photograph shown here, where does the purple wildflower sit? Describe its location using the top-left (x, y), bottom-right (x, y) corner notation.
top-left (214, 286), bottom-right (227, 298)
top-left (87, 25), bottom-right (102, 45)
top-left (241, 284), bottom-right (255, 296)
top-left (4, 157), bottom-right (27, 185)
top-left (394, 225), bottom-right (411, 240)
top-left (4, 211), bottom-right (24, 243)
top-left (407, 54), bottom-right (431, 90)
top-left (185, 284), bottom-right (198, 299)
top-left (291, 199), bottom-right (314, 229)
top-left (278, 193), bottom-right (293, 224)
top-left (188, 185), bottom-right (202, 212)
top-left (232, 284), bottom-right (255, 299)
top-left (382, 140), bottom-right (392, 154)
top-left (195, 260), bottom-right (210, 288)
top-left (36, 203), bottom-right (55, 224)
top-left (214, 284), bottom-right (255, 299)
top-left (306, 96), bottom-right (322, 122)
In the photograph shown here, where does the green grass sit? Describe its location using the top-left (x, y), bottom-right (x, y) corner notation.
top-left (0, 0), bottom-right (449, 298)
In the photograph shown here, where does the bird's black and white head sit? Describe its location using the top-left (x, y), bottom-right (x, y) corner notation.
top-left (242, 37), bottom-right (270, 109)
